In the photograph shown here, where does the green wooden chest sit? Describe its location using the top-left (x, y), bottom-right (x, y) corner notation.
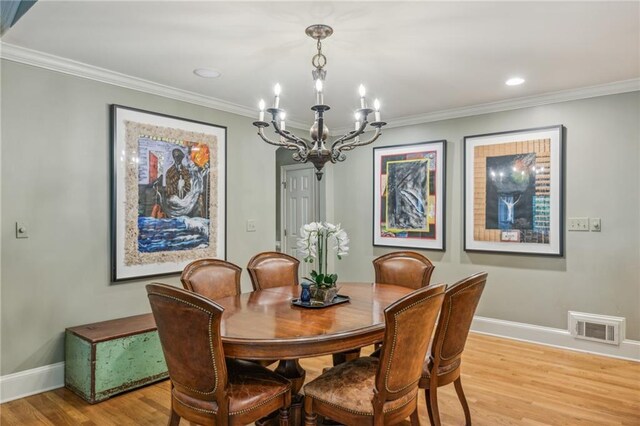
top-left (65, 313), bottom-right (168, 403)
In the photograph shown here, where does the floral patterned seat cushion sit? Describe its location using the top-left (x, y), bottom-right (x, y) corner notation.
top-left (304, 356), bottom-right (417, 416)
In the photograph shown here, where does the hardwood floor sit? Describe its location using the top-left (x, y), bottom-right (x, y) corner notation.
top-left (1, 333), bottom-right (638, 425)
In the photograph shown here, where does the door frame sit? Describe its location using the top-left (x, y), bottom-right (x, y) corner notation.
top-left (280, 163), bottom-right (324, 255)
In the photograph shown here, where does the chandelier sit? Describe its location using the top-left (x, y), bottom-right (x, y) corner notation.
top-left (253, 24), bottom-right (387, 180)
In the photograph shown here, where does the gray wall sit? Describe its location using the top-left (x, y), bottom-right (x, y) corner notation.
top-left (1, 59), bottom-right (638, 376)
top-left (332, 92), bottom-right (640, 340)
top-left (0, 60), bottom-right (277, 374)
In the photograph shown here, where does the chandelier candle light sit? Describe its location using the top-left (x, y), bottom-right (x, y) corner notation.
top-left (253, 24), bottom-right (387, 180)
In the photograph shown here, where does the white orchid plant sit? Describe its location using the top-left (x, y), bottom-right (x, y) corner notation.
top-left (297, 222), bottom-right (349, 288)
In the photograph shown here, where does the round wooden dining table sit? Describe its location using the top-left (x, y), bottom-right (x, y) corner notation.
top-left (215, 282), bottom-right (412, 358)
top-left (213, 282), bottom-right (413, 394)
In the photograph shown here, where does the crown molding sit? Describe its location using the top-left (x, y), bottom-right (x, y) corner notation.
top-left (0, 42), bottom-right (309, 129)
top-left (332, 78), bottom-right (640, 135)
top-left (2, 43), bottom-right (637, 135)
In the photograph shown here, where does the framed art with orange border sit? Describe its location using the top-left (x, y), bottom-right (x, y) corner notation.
top-left (373, 140), bottom-right (446, 250)
top-left (464, 125), bottom-right (564, 256)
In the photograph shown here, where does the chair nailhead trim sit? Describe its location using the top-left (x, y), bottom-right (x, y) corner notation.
top-left (440, 284), bottom-right (478, 361)
top-left (384, 293), bottom-right (441, 394)
top-left (174, 397), bottom-right (216, 414)
top-left (174, 387), bottom-right (290, 416)
top-left (309, 392), bottom-right (417, 416)
top-left (230, 387), bottom-right (290, 416)
top-left (152, 293), bottom-right (219, 395)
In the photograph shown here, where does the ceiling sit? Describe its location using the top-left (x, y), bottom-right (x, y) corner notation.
top-left (2, 1), bottom-right (639, 130)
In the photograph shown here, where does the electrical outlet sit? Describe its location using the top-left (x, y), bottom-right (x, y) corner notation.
top-left (246, 219), bottom-right (257, 232)
top-left (590, 218), bottom-right (601, 232)
top-left (568, 217), bottom-right (589, 231)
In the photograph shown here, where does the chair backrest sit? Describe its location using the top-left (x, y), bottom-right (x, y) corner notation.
top-left (375, 284), bottom-right (446, 404)
top-left (247, 251), bottom-right (300, 290)
top-left (373, 251), bottom-right (435, 289)
top-left (146, 283), bottom-right (227, 404)
top-left (181, 258), bottom-right (242, 300)
top-left (430, 272), bottom-right (487, 372)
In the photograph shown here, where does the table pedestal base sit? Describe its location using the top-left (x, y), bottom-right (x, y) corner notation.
top-left (275, 359), bottom-right (306, 394)
top-left (256, 359), bottom-right (306, 426)
top-left (331, 348), bottom-right (361, 366)
top-left (255, 395), bottom-right (342, 426)
top-left (255, 393), bottom-right (304, 426)
top-left (257, 353), bottom-right (366, 425)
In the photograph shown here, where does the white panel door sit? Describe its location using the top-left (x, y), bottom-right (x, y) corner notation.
top-left (283, 166), bottom-right (317, 278)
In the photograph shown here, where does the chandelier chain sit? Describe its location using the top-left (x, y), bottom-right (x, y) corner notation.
top-left (312, 39), bottom-right (327, 70)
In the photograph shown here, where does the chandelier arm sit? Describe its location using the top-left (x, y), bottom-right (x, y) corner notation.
top-left (271, 119), bottom-right (313, 150)
top-left (257, 127), bottom-right (309, 160)
top-left (256, 127), bottom-right (294, 148)
top-left (344, 126), bottom-right (383, 148)
top-left (332, 127), bottom-right (383, 161)
top-left (330, 120), bottom-right (369, 150)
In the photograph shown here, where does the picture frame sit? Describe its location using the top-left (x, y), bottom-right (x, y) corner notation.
top-left (373, 140), bottom-right (447, 251)
top-left (111, 105), bottom-right (227, 281)
top-left (464, 125), bottom-right (564, 256)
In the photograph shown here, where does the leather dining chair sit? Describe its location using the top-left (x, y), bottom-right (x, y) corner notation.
top-left (303, 284), bottom-right (446, 426)
top-left (247, 251), bottom-right (303, 386)
top-left (181, 258), bottom-right (242, 300)
top-left (181, 258), bottom-right (275, 369)
top-left (419, 272), bottom-right (488, 426)
top-left (146, 283), bottom-right (291, 426)
top-left (373, 251), bottom-right (435, 289)
top-left (247, 251), bottom-right (300, 290)
top-left (368, 251), bottom-right (437, 356)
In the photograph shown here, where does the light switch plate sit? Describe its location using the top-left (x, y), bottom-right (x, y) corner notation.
top-left (16, 222), bottom-right (28, 238)
top-left (590, 218), bottom-right (601, 232)
top-left (246, 219), bottom-right (257, 232)
top-left (568, 217), bottom-right (589, 231)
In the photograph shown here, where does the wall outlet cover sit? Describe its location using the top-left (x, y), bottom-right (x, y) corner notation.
top-left (15, 222), bottom-right (28, 238)
top-left (568, 217), bottom-right (589, 231)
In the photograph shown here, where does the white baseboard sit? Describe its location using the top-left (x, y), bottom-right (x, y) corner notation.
top-left (1, 317), bottom-right (637, 404)
top-left (472, 316), bottom-right (640, 362)
top-left (0, 362), bottom-right (65, 403)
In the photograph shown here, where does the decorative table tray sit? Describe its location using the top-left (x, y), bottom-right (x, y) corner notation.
top-left (291, 295), bottom-right (351, 309)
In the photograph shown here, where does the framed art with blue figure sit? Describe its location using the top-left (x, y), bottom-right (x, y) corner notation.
top-left (111, 105), bottom-right (226, 281)
top-left (373, 140), bottom-right (447, 251)
top-left (464, 125), bottom-right (564, 256)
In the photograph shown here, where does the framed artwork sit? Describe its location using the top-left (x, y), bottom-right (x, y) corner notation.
top-left (373, 140), bottom-right (446, 250)
top-left (111, 105), bottom-right (226, 281)
top-left (464, 125), bottom-right (564, 256)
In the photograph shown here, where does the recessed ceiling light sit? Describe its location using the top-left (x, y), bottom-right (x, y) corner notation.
top-left (193, 68), bottom-right (221, 78)
top-left (506, 77), bottom-right (525, 86)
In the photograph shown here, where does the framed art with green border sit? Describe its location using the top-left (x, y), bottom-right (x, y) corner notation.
top-left (373, 140), bottom-right (446, 250)
top-left (111, 105), bottom-right (227, 281)
top-left (464, 125), bottom-right (564, 256)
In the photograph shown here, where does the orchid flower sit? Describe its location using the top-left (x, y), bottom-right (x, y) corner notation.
top-left (296, 222), bottom-right (350, 287)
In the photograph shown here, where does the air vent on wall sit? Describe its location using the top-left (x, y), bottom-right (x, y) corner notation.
top-left (569, 311), bottom-right (625, 345)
